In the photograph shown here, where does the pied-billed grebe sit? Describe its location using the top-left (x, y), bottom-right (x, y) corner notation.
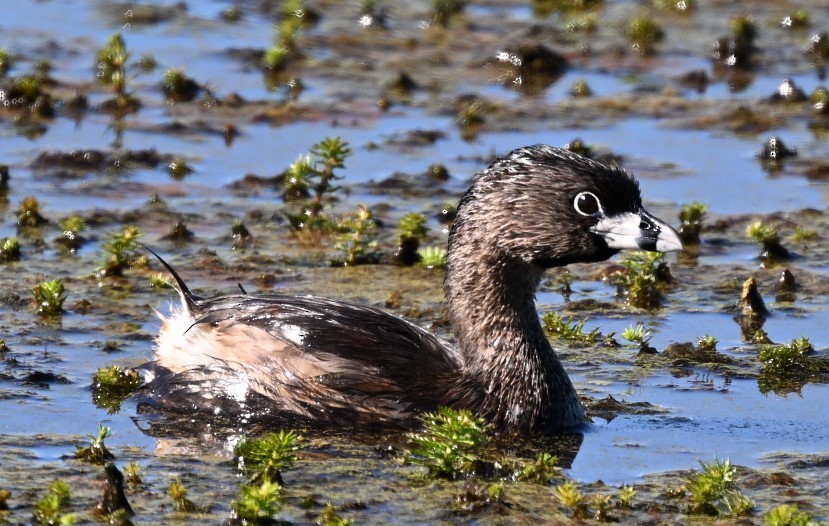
top-left (139, 145), bottom-right (682, 434)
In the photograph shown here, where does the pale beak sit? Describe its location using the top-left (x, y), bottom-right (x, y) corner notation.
top-left (591, 209), bottom-right (683, 253)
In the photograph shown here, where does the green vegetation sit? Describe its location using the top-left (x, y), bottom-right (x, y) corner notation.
top-left (0, 48), bottom-right (11, 76)
top-left (284, 137), bottom-right (352, 233)
top-left (96, 32), bottom-right (138, 110)
top-left (418, 246), bottom-right (447, 268)
top-left (17, 195), bottom-right (47, 228)
top-left (236, 430), bottom-right (303, 484)
top-left (0, 237), bottom-right (21, 262)
top-left (396, 212), bottom-right (428, 265)
top-left (123, 462), bottom-right (143, 487)
top-left (233, 480), bottom-right (283, 522)
top-left (74, 424), bottom-right (115, 465)
top-left (618, 485), bottom-right (636, 508)
top-left (764, 504), bottom-right (818, 526)
top-left (563, 13), bottom-right (598, 32)
top-left (747, 221), bottom-right (791, 263)
top-left (319, 504), bottom-right (353, 526)
top-left (55, 215), bottom-right (87, 253)
top-left (162, 69), bottom-right (201, 102)
top-left (169, 479), bottom-right (208, 513)
top-left (622, 323), bottom-right (654, 353)
top-left (34, 480), bottom-right (77, 525)
top-left (686, 458), bottom-right (753, 516)
top-left (653, 0), bottom-right (695, 12)
top-left (570, 79), bottom-right (592, 97)
top-left (407, 407), bottom-right (489, 480)
top-left (613, 251), bottom-right (669, 309)
top-left (555, 480), bottom-right (589, 519)
top-left (333, 205), bottom-right (380, 266)
top-left (542, 312), bottom-right (601, 344)
top-left (167, 157), bottom-right (193, 180)
top-left (626, 15), bottom-right (665, 55)
top-left (759, 337), bottom-right (815, 374)
top-left (517, 452), bottom-right (560, 484)
top-left (98, 225), bottom-right (145, 277)
top-left (678, 202), bottom-right (708, 245)
top-left (92, 365), bottom-right (142, 411)
top-left (698, 335), bottom-right (719, 352)
top-left (33, 279), bottom-right (65, 317)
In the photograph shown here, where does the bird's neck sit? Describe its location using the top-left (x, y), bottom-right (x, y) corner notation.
top-left (445, 253), bottom-right (584, 432)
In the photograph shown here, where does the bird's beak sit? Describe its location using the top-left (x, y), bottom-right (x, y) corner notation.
top-left (591, 209), bottom-right (683, 253)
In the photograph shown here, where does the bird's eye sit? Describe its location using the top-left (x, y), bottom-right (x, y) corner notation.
top-left (573, 192), bottom-right (602, 217)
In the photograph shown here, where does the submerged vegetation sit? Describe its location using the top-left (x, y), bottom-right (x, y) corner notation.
top-left (407, 407), bottom-right (489, 480)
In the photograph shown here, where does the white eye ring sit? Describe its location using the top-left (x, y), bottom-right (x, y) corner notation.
top-left (574, 191), bottom-right (603, 217)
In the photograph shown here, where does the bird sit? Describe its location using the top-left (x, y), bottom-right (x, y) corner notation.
top-left (137, 145), bottom-right (682, 434)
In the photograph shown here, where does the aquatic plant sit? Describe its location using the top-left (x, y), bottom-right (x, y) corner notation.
top-left (592, 493), bottom-right (614, 522)
top-left (542, 312), bottom-right (601, 345)
top-left (162, 220), bottom-right (195, 243)
top-left (686, 457), bottom-right (753, 516)
top-left (407, 407), bottom-right (490, 480)
top-left (517, 452), bottom-right (560, 484)
top-left (0, 237), bottom-right (21, 262)
top-left (764, 504), bottom-right (818, 526)
top-left (618, 485), bottom-right (636, 508)
top-left (622, 323), bottom-right (654, 353)
top-left (96, 32), bottom-right (138, 110)
top-left (92, 365), bottom-right (142, 411)
top-left (319, 504), bottom-right (353, 526)
top-left (781, 9), bottom-right (810, 29)
top-left (746, 221), bottom-right (791, 264)
top-left (678, 202), bottom-right (708, 245)
top-left (74, 424), bottom-right (115, 465)
top-left (759, 337), bottom-right (813, 374)
top-left (0, 48), bottom-right (11, 76)
top-left (333, 205), bottom-right (380, 266)
top-left (564, 13), bottom-right (598, 32)
top-left (123, 462), bottom-right (143, 487)
top-left (34, 480), bottom-right (77, 526)
top-left (555, 480), bottom-right (589, 519)
top-left (55, 216), bottom-right (87, 253)
top-left (17, 195), bottom-right (47, 228)
top-left (33, 279), bottom-right (65, 317)
top-left (570, 79), bottom-right (592, 97)
top-left (698, 335), bottom-right (719, 353)
top-left (168, 157), bottom-right (193, 180)
top-left (613, 250), bottom-right (669, 309)
top-left (792, 226), bottom-right (817, 245)
top-left (626, 15), bottom-right (665, 55)
top-left (396, 212), bottom-right (428, 265)
top-left (432, 0), bottom-right (467, 27)
top-left (418, 246), bottom-right (447, 269)
top-left (231, 219), bottom-right (253, 249)
top-left (0, 487), bottom-right (9, 509)
top-left (98, 225), bottom-right (145, 277)
top-left (233, 480), bottom-right (282, 522)
top-left (653, 0), bottom-right (695, 12)
top-left (456, 100), bottom-right (485, 140)
top-left (138, 53), bottom-right (157, 72)
top-left (284, 137), bottom-right (352, 233)
top-left (169, 479), bottom-right (208, 513)
top-left (235, 430), bottom-right (303, 484)
top-left (162, 69), bottom-right (201, 102)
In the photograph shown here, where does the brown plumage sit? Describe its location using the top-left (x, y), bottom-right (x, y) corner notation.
top-left (138, 145), bottom-right (682, 434)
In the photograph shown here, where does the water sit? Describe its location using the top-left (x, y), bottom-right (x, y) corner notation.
top-left (2, 0), bottom-right (829, 522)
